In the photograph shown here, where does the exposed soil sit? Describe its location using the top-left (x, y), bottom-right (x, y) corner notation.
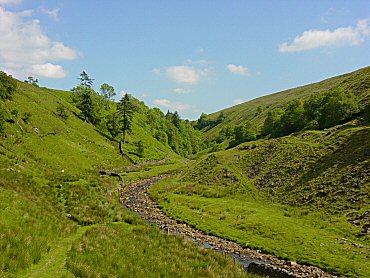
top-left (120, 176), bottom-right (339, 278)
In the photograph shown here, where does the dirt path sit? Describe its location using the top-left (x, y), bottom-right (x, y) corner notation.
top-left (18, 226), bottom-right (92, 278)
top-left (121, 176), bottom-right (338, 278)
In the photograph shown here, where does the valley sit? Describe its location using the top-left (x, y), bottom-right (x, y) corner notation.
top-left (0, 67), bottom-right (369, 277)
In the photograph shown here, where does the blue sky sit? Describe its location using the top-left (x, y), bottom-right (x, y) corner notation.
top-left (0, 0), bottom-right (369, 119)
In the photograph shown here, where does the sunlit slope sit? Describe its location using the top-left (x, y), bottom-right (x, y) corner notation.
top-left (0, 80), bottom-right (170, 275)
top-left (202, 66), bottom-right (370, 139)
top-left (150, 122), bottom-right (370, 277)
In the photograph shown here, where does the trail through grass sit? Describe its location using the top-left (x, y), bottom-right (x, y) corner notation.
top-left (18, 226), bottom-right (93, 278)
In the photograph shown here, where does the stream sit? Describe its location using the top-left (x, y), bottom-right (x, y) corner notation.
top-left (120, 176), bottom-right (337, 278)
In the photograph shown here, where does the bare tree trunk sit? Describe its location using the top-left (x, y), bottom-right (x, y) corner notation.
top-left (119, 141), bottom-right (124, 155)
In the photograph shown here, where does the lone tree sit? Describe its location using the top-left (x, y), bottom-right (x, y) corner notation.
top-left (25, 76), bottom-right (39, 87)
top-left (79, 71), bottom-right (94, 88)
top-left (71, 71), bottom-right (98, 124)
top-left (117, 93), bottom-right (133, 144)
top-left (100, 83), bottom-right (116, 99)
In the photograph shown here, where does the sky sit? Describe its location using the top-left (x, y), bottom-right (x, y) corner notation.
top-left (0, 0), bottom-right (369, 120)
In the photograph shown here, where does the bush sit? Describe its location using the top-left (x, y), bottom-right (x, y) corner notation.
top-left (0, 71), bottom-right (17, 100)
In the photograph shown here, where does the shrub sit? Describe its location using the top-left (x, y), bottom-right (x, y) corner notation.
top-left (0, 71), bottom-right (17, 100)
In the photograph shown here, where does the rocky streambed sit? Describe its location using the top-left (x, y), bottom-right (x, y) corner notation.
top-left (120, 176), bottom-right (338, 278)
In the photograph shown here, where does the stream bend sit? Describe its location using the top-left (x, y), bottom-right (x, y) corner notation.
top-left (120, 176), bottom-right (337, 278)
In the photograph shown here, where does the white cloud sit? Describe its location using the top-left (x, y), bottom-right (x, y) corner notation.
top-left (30, 63), bottom-right (66, 78)
top-left (41, 7), bottom-right (60, 21)
top-left (153, 99), bottom-right (193, 112)
top-left (184, 59), bottom-right (213, 66)
top-left (0, 0), bottom-right (22, 5)
top-left (173, 87), bottom-right (191, 94)
top-left (279, 19), bottom-right (370, 52)
top-left (151, 68), bottom-right (161, 75)
top-left (166, 66), bottom-right (208, 84)
top-left (0, 6), bottom-right (78, 79)
top-left (227, 64), bottom-right (251, 76)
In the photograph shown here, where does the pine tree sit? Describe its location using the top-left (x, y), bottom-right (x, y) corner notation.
top-left (79, 71), bottom-right (94, 88)
top-left (117, 93), bottom-right (133, 144)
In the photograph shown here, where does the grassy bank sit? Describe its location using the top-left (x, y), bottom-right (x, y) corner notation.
top-left (66, 222), bottom-right (248, 277)
top-left (149, 125), bottom-right (370, 277)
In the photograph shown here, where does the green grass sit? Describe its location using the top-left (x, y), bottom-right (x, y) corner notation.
top-left (0, 186), bottom-right (76, 276)
top-left (149, 124), bottom-right (370, 277)
top-left (66, 222), bottom-right (248, 277)
top-left (18, 226), bottom-right (92, 278)
top-left (150, 186), bottom-right (369, 277)
top-left (1, 69), bottom-right (369, 277)
top-left (0, 81), bottom-right (265, 277)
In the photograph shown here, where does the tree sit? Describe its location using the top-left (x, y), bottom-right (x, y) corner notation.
top-left (116, 93), bottom-right (133, 144)
top-left (79, 71), bottom-right (94, 88)
top-left (318, 90), bottom-right (357, 129)
top-left (172, 111), bottom-right (181, 129)
top-left (229, 122), bottom-right (256, 147)
top-left (279, 99), bottom-right (305, 135)
top-left (263, 107), bottom-right (284, 137)
top-left (0, 71), bottom-right (17, 100)
top-left (25, 76), bottom-right (39, 87)
top-left (71, 85), bottom-right (96, 123)
top-left (196, 113), bottom-right (209, 129)
top-left (100, 83), bottom-right (116, 100)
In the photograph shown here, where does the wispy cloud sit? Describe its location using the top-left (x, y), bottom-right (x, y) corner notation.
top-left (166, 66), bottom-right (209, 84)
top-left (153, 99), bottom-right (193, 112)
top-left (184, 59), bottom-right (214, 66)
top-left (0, 6), bottom-right (78, 79)
top-left (0, 0), bottom-right (22, 5)
top-left (227, 64), bottom-right (251, 76)
top-left (279, 19), bottom-right (370, 53)
top-left (41, 7), bottom-right (60, 21)
top-left (151, 68), bottom-right (161, 75)
top-left (173, 87), bottom-right (191, 94)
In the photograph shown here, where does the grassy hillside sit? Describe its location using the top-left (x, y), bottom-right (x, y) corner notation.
top-left (199, 66), bottom-right (370, 141)
top-left (149, 122), bottom-right (370, 277)
top-left (0, 78), bottom-right (248, 277)
top-left (1, 67), bottom-right (369, 277)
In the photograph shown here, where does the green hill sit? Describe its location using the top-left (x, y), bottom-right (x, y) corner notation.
top-left (1, 66), bottom-right (369, 277)
top-left (197, 66), bottom-right (370, 142)
top-left (150, 122), bottom-right (370, 277)
top-left (0, 76), bottom-right (246, 277)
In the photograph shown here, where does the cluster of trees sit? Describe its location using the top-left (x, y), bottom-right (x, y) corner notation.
top-left (263, 89), bottom-right (358, 137)
top-left (146, 109), bottom-right (203, 156)
top-left (71, 71), bottom-right (137, 148)
top-left (194, 112), bottom-right (225, 130)
top-left (71, 71), bottom-right (202, 157)
top-left (215, 121), bottom-right (257, 148)
top-left (71, 71), bottom-right (116, 125)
